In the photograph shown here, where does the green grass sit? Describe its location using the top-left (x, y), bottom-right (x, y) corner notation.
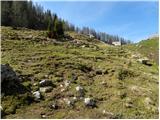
top-left (1, 26), bottom-right (159, 119)
top-left (125, 37), bottom-right (159, 64)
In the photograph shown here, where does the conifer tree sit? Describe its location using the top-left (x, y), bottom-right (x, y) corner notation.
top-left (47, 19), bottom-right (52, 38)
top-left (57, 20), bottom-right (64, 37)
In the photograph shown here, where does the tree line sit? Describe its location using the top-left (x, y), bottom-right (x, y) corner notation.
top-left (1, 1), bottom-right (131, 44)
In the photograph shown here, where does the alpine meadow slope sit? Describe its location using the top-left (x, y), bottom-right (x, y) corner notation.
top-left (126, 36), bottom-right (159, 65)
top-left (1, 26), bottom-right (159, 119)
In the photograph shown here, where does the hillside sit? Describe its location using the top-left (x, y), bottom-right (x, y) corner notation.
top-left (125, 37), bottom-right (159, 64)
top-left (1, 26), bottom-right (159, 119)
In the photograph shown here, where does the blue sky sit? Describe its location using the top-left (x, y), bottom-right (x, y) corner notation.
top-left (34, 1), bottom-right (158, 43)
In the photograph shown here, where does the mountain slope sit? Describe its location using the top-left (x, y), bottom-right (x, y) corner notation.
top-left (1, 26), bottom-right (159, 119)
top-left (125, 37), bottom-right (159, 64)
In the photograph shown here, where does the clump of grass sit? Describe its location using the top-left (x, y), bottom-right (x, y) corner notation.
top-left (117, 68), bottom-right (137, 80)
top-left (2, 93), bottom-right (34, 117)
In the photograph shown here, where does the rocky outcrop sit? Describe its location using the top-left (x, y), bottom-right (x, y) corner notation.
top-left (138, 58), bottom-right (149, 64)
top-left (1, 64), bottom-right (27, 95)
top-left (1, 64), bottom-right (19, 84)
top-left (137, 58), bottom-right (152, 66)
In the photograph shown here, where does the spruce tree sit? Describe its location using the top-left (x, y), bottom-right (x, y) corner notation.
top-left (57, 21), bottom-right (64, 37)
top-left (53, 14), bottom-right (58, 38)
top-left (47, 19), bottom-right (52, 38)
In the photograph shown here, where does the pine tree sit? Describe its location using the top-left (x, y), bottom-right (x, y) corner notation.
top-left (47, 19), bottom-right (52, 38)
top-left (57, 20), bottom-right (64, 37)
top-left (1, 1), bottom-right (13, 26)
top-left (53, 14), bottom-right (58, 38)
top-left (47, 14), bottom-right (64, 38)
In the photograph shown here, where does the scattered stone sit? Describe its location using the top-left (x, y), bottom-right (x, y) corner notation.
top-left (76, 85), bottom-right (85, 97)
top-left (40, 113), bottom-right (46, 118)
top-left (81, 45), bottom-right (86, 48)
top-left (103, 110), bottom-right (114, 116)
top-left (80, 97), bottom-right (84, 100)
top-left (33, 91), bottom-right (41, 100)
top-left (49, 102), bottom-right (58, 110)
top-left (76, 85), bottom-right (83, 92)
top-left (73, 96), bottom-right (77, 100)
top-left (61, 88), bottom-right (66, 92)
top-left (84, 97), bottom-right (96, 107)
top-left (137, 58), bottom-right (151, 66)
top-left (125, 103), bottom-right (133, 108)
top-left (125, 97), bottom-right (132, 102)
top-left (101, 81), bottom-right (108, 87)
top-left (64, 80), bottom-right (71, 87)
top-left (60, 84), bottom-right (63, 87)
top-left (73, 96), bottom-right (77, 102)
top-left (67, 100), bottom-right (72, 106)
top-left (131, 54), bottom-right (140, 59)
top-left (39, 79), bottom-right (53, 87)
top-left (51, 104), bottom-right (58, 110)
top-left (39, 86), bottom-right (53, 93)
top-left (103, 110), bottom-right (106, 114)
top-left (33, 83), bottom-right (38, 86)
top-left (27, 59), bottom-right (32, 62)
top-left (130, 85), bottom-right (141, 94)
top-left (44, 74), bottom-right (49, 78)
top-left (144, 97), bottom-right (153, 106)
top-left (64, 98), bottom-right (74, 107)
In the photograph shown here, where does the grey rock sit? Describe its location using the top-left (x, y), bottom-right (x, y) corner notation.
top-left (131, 54), bottom-right (140, 59)
top-left (76, 85), bottom-right (85, 97)
top-left (144, 97), bottom-right (153, 106)
top-left (33, 91), bottom-right (41, 100)
top-left (103, 110), bottom-right (114, 116)
top-left (64, 80), bottom-right (71, 87)
top-left (33, 83), bottom-right (38, 86)
top-left (1, 64), bottom-right (26, 95)
top-left (130, 85), bottom-right (140, 93)
top-left (137, 58), bottom-right (149, 65)
top-left (44, 74), bottom-right (49, 78)
top-left (84, 97), bottom-right (96, 107)
top-left (125, 103), bottom-right (133, 108)
top-left (72, 96), bottom-right (77, 102)
top-left (51, 104), bottom-right (58, 110)
top-left (67, 100), bottom-right (72, 106)
top-left (64, 98), bottom-right (74, 107)
top-left (1, 64), bottom-right (19, 84)
top-left (76, 85), bottom-right (83, 92)
top-left (39, 79), bottom-right (53, 87)
top-left (39, 86), bottom-right (53, 93)
top-left (49, 102), bottom-right (58, 110)
top-left (41, 114), bottom-right (46, 118)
